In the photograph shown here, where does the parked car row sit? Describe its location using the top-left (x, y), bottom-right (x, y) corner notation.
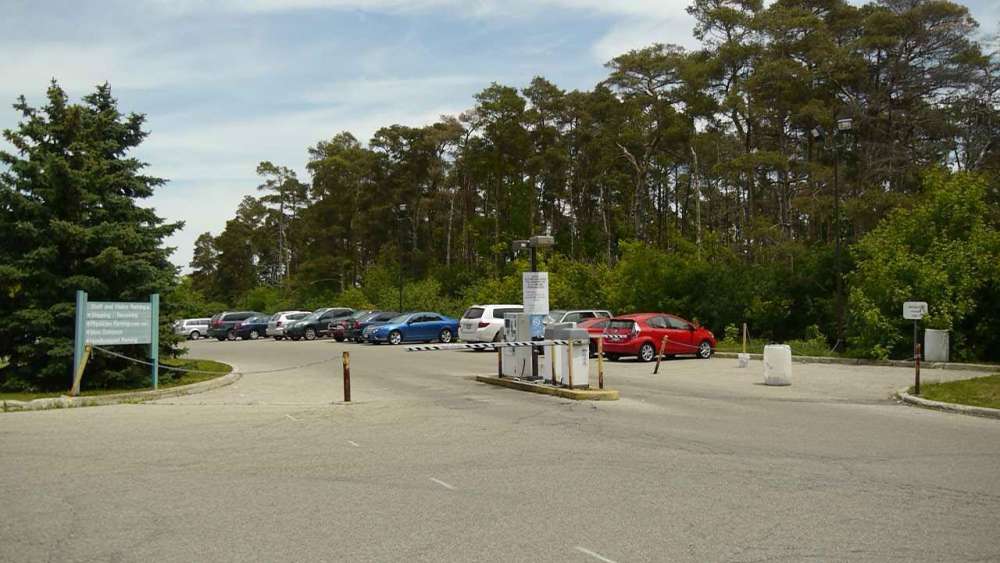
top-left (173, 304), bottom-right (716, 359)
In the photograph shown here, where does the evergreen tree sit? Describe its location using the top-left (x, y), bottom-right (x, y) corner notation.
top-left (0, 82), bottom-right (181, 391)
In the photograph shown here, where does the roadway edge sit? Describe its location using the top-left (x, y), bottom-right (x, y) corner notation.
top-left (715, 352), bottom-right (996, 372)
top-left (1, 368), bottom-right (242, 413)
top-left (475, 375), bottom-right (619, 401)
top-left (895, 389), bottom-right (1000, 420)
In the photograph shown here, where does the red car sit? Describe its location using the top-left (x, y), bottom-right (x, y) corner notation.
top-left (601, 313), bottom-right (715, 361)
top-left (577, 316), bottom-right (611, 355)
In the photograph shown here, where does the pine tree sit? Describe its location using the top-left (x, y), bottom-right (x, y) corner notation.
top-left (0, 81), bottom-right (182, 391)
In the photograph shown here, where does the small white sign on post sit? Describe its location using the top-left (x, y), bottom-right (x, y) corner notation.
top-left (522, 272), bottom-right (549, 315)
top-left (903, 301), bottom-right (928, 320)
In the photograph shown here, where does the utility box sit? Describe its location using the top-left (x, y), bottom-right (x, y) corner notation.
top-left (763, 344), bottom-right (792, 386)
top-left (542, 325), bottom-right (589, 388)
top-left (501, 312), bottom-right (532, 379)
top-left (924, 329), bottom-right (949, 362)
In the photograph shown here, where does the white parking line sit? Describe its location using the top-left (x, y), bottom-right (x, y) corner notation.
top-left (429, 477), bottom-right (456, 490)
top-left (348, 440), bottom-right (360, 447)
top-left (285, 414), bottom-right (300, 422)
top-left (574, 546), bottom-right (617, 563)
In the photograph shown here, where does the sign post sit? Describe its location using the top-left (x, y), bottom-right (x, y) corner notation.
top-left (523, 271), bottom-right (549, 380)
top-left (903, 301), bottom-right (928, 395)
top-left (72, 292), bottom-right (159, 394)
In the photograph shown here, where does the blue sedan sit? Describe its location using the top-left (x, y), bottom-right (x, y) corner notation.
top-left (364, 312), bottom-right (460, 345)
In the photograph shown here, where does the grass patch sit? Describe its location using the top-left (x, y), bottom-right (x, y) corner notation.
top-left (715, 338), bottom-right (842, 357)
top-left (0, 358), bottom-right (232, 402)
top-left (917, 374), bottom-right (1000, 410)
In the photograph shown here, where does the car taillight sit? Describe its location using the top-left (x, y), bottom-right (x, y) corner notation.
top-left (478, 322), bottom-right (490, 328)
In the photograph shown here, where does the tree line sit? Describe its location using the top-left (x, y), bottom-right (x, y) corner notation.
top-left (189, 0), bottom-right (999, 360)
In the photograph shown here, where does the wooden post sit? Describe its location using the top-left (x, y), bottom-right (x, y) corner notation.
top-left (550, 343), bottom-right (557, 385)
top-left (597, 337), bottom-right (605, 390)
top-left (497, 346), bottom-right (502, 378)
top-left (69, 344), bottom-right (92, 397)
top-left (567, 339), bottom-right (574, 389)
top-left (915, 344), bottom-right (921, 395)
top-left (653, 336), bottom-right (668, 374)
top-left (742, 322), bottom-right (748, 354)
top-left (342, 351), bottom-right (351, 403)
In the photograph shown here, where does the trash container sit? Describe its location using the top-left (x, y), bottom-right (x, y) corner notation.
top-left (763, 344), bottom-right (792, 386)
top-left (924, 329), bottom-right (949, 362)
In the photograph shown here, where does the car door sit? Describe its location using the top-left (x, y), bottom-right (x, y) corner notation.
top-left (645, 316), bottom-right (671, 351)
top-left (410, 315), bottom-right (435, 340)
top-left (666, 316), bottom-right (695, 353)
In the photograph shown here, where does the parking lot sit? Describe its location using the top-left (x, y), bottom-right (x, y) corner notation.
top-left (2, 338), bottom-right (999, 562)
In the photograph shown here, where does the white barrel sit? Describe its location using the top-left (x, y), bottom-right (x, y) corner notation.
top-left (737, 353), bottom-right (750, 368)
top-left (763, 345), bottom-right (792, 386)
top-left (924, 329), bottom-right (949, 362)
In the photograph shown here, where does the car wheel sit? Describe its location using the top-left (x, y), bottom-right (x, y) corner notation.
top-left (189, 330), bottom-right (200, 340)
top-left (606, 353), bottom-right (621, 362)
top-left (388, 330), bottom-right (402, 345)
top-left (439, 329), bottom-right (453, 343)
top-left (639, 342), bottom-right (656, 362)
top-left (355, 337), bottom-right (364, 344)
top-left (226, 330), bottom-right (236, 341)
top-left (334, 336), bottom-right (344, 342)
top-left (216, 337), bottom-right (226, 342)
top-left (292, 336), bottom-right (301, 341)
top-left (698, 340), bottom-right (713, 359)
top-left (305, 328), bottom-right (316, 341)
top-left (274, 336), bottom-right (282, 341)
top-left (249, 330), bottom-right (259, 340)
top-left (492, 329), bottom-right (503, 343)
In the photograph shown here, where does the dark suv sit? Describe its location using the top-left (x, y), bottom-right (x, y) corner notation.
top-left (209, 311), bottom-right (266, 341)
top-left (284, 308), bottom-right (354, 340)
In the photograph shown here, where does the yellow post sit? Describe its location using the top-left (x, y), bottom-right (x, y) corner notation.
top-left (653, 336), bottom-right (668, 374)
top-left (597, 336), bottom-right (605, 390)
top-left (69, 344), bottom-right (92, 397)
top-left (550, 343), bottom-right (557, 384)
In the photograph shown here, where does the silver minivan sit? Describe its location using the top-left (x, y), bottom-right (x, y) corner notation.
top-left (173, 318), bottom-right (210, 340)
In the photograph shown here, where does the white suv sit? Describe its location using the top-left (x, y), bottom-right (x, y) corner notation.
top-left (544, 310), bottom-right (612, 325)
top-left (267, 310), bottom-right (311, 340)
top-left (459, 304), bottom-right (524, 343)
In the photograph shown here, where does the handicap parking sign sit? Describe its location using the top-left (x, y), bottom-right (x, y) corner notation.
top-left (530, 314), bottom-right (545, 339)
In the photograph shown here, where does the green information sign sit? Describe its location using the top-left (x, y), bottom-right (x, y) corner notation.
top-left (73, 290), bottom-right (160, 393)
top-left (85, 301), bottom-right (154, 345)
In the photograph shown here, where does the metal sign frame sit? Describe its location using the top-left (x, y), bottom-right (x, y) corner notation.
top-left (72, 290), bottom-right (159, 395)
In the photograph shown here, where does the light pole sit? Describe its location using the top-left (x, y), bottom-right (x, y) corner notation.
top-left (812, 117), bottom-right (853, 347)
top-left (397, 203), bottom-right (407, 313)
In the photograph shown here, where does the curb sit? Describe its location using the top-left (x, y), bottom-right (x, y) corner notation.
top-left (475, 375), bottom-right (619, 401)
top-left (895, 389), bottom-right (1000, 420)
top-left (1, 369), bottom-right (241, 413)
top-left (714, 352), bottom-right (997, 372)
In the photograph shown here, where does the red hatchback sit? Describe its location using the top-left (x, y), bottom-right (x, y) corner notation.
top-left (602, 313), bottom-right (715, 362)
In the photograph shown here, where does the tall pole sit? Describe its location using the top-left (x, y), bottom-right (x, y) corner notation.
top-left (530, 246), bottom-right (538, 380)
top-left (397, 207), bottom-right (405, 312)
top-left (833, 138), bottom-right (844, 347)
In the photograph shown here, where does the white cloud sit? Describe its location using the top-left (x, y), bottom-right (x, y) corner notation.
top-left (591, 12), bottom-right (699, 64)
top-left (0, 40), bottom-right (277, 97)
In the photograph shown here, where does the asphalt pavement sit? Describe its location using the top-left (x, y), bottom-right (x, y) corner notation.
top-left (2, 338), bottom-right (999, 562)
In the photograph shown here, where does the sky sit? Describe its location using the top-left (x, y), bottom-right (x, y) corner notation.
top-left (2, 0), bottom-right (998, 272)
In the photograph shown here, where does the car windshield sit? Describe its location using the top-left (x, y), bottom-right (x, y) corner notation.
top-left (463, 307), bottom-right (484, 319)
top-left (287, 313), bottom-right (308, 320)
top-left (349, 310), bottom-right (369, 319)
top-left (302, 312), bottom-right (322, 321)
top-left (387, 314), bottom-right (411, 324)
top-left (545, 310), bottom-right (567, 323)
